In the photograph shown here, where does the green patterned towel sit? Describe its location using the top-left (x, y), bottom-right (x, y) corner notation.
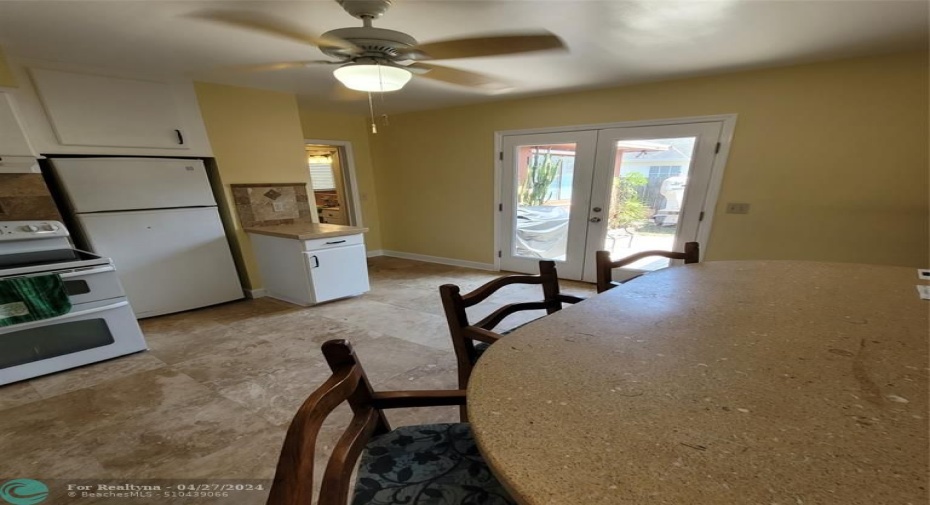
top-left (0, 274), bottom-right (72, 327)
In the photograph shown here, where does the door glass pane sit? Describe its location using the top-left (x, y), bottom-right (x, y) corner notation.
top-left (513, 143), bottom-right (576, 260)
top-left (604, 137), bottom-right (697, 269)
top-left (0, 318), bottom-right (115, 369)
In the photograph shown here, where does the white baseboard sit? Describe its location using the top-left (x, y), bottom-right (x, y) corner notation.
top-left (244, 288), bottom-right (267, 299)
top-left (366, 249), bottom-right (384, 258)
top-left (379, 250), bottom-right (497, 271)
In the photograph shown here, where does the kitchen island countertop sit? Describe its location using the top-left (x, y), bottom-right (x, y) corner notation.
top-left (244, 223), bottom-right (367, 240)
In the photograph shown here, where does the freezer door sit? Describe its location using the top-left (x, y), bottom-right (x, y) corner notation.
top-left (51, 157), bottom-right (215, 212)
top-left (305, 245), bottom-right (370, 304)
top-left (77, 207), bottom-right (242, 317)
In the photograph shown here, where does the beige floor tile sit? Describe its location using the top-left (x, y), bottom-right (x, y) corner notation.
top-left (312, 298), bottom-right (453, 351)
top-left (0, 380), bottom-right (43, 411)
top-left (28, 351), bottom-right (167, 399)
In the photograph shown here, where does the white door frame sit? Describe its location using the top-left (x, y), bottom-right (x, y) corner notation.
top-left (493, 114), bottom-right (738, 272)
top-left (305, 138), bottom-right (364, 227)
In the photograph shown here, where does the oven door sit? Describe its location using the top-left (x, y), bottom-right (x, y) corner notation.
top-left (0, 299), bottom-right (147, 385)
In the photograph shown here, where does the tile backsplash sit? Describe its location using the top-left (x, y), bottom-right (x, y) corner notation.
top-left (231, 183), bottom-right (314, 228)
top-left (0, 174), bottom-right (62, 221)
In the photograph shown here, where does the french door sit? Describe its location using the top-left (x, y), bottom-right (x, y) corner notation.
top-left (499, 121), bottom-right (725, 282)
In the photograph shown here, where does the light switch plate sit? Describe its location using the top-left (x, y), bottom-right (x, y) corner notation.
top-left (725, 202), bottom-right (751, 214)
top-left (919, 269), bottom-right (930, 280)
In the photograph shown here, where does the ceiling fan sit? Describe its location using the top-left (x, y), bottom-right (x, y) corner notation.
top-left (191, 0), bottom-right (566, 93)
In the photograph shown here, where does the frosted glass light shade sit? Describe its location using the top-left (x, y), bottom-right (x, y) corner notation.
top-left (333, 64), bottom-right (412, 92)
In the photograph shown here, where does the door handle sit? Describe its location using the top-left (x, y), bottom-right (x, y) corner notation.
top-left (175, 129), bottom-right (184, 145)
top-left (589, 217), bottom-right (602, 223)
top-left (325, 240), bottom-right (346, 245)
top-left (311, 255), bottom-right (319, 268)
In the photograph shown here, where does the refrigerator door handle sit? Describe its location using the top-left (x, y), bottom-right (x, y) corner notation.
top-left (310, 255), bottom-right (319, 268)
top-left (174, 129), bottom-right (184, 145)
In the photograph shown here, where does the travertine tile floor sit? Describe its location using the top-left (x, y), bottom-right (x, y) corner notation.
top-left (1, 257), bottom-right (594, 503)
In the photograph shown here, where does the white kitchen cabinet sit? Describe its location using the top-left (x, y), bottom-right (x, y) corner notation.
top-left (30, 68), bottom-right (189, 150)
top-left (5, 58), bottom-right (213, 157)
top-left (0, 92), bottom-right (40, 173)
top-left (247, 226), bottom-right (370, 306)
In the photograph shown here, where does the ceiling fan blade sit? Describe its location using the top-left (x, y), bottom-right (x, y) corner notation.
top-left (404, 32), bottom-right (565, 60)
top-left (408, 63), bottom-right (511, 91)
top-left (188, 10), bottom-right (361, 53)
top-left (220, 60), bottom-right (340, 73)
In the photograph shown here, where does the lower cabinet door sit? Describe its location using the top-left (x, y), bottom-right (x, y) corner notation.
top-left (304, 244), bottom-right (370, 303)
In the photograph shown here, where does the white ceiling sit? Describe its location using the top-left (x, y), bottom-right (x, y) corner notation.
top-left (0, 1), bottom-right (926, 114)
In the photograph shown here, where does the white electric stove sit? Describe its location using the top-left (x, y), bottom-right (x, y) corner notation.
top-left (0, 220), bottom-right (148, 386)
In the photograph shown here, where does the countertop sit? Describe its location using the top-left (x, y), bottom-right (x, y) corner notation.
top-left (468, 261), bottom-right (929, 505)
top-left (244, 223), bottom-right (368, 240)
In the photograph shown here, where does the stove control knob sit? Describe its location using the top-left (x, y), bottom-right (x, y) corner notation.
top-left (22, 225), bottom-right (39, 232)
top-left (41, 223), bottom-right (59, 231)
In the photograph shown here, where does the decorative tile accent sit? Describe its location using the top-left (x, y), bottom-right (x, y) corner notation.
top-left (231, 183), bottom-right (314, 228)
top-left (263, 189), bottom-right (282, 201)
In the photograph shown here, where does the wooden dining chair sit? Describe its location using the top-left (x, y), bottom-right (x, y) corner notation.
top-left (267, 339), bottom-right (515, 505)
top-left (595, 241), bottom-right (700, 293)
top-left (439, 261), bottom-right (583, 395)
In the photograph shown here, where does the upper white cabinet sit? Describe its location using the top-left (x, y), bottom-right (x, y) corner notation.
top-left (30, 68), bottom-right (188, 150)
top-left (0, 92), bottom-right (37, 156)
top-left (0, 91), bottom-right (41, 173)
top-left (7, 59), bottom-right (213, 157)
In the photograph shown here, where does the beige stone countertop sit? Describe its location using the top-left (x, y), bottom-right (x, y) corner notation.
top-left (244, 223), bottom-right (368, 240)
top-left (468, 261), bottom-right (929, 505)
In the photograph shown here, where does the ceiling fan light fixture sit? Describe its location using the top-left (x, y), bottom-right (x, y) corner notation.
top-left (333, 63), bottom-right (411, 92)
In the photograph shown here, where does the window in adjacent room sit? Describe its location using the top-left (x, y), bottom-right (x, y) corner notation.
top-left (308, 155), bottom-right (336, 190)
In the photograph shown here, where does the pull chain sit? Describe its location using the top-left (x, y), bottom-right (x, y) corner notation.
top-left (368, 91), bottom-right (377, 134)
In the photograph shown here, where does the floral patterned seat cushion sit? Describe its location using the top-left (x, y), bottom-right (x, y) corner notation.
top-left (352, 423), bottom-right (515, 505)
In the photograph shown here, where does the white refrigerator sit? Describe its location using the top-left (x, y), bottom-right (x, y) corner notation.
top-left (50, 157), bottom-right (243, 318)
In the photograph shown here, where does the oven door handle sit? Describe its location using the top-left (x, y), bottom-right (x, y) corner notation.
top-left (0, 301), bottom-right (130, 334)
top-left (58, 266), bottom-right (116, 279)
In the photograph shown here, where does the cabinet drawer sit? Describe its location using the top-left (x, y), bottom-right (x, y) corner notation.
top-left (302, 233), bottom-right (364, 251)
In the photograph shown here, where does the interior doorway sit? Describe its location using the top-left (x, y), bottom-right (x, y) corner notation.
top-left (304, 139), bottom-right (363, 227)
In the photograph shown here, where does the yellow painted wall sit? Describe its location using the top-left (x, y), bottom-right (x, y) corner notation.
top-left (370, 51), bottom-right (929, 267)
top-left (298, 110), bottom-right (383, 250)
top-left (0, 46), bottom-right (17, 87)
top-left (0, 47), bottom-right (16, 88)
top-left (194, 82), bottom-right (311, 289)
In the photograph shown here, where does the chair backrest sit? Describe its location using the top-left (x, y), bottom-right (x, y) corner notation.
top-left (267, 339), bottom-right (390, 505)
top-left (596, 242), bottom-right (700, 293)
top-left (439, 260), bottom-right (579, 389)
